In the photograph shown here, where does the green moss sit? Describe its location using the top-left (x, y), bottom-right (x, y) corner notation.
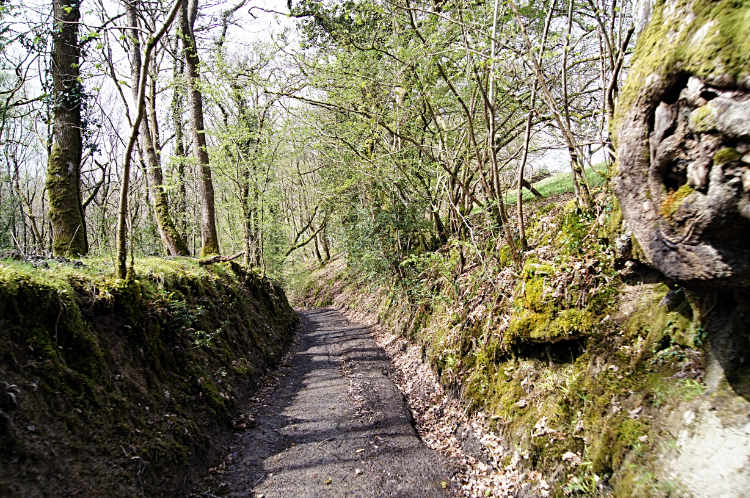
top-left (46, 144), bottom-right (88, 256)
top-left (509, 307), bottom-right (603, 343)
top-left (507, 213), bottom-right (618, 344)
top-left (604, 198), bottom-right (624, 241)
top-left (713, 147), bottom-right (742, 165)
top-left (616, 0), bottom-right (750, 134)
top-left (152, 187), bottom-right (190, 256)
top-left (616, 419), bottom-right (647, 453)
top-left (0, 257), bottom-right (298, 492)
top-left (626, 284), bottom-right (698, 351)
top-left (614, 465), bottom-right (678, 498)
top-left (660, 183), bottom-right (694, 219)
top-left (549, 309), bottom-right (600, 338)
top-left (689, 104), bottom-right (717, 132)
top-left (0, 263), bottom-right (105, 382)
top-left (630, 234), bottom-right (651, 265)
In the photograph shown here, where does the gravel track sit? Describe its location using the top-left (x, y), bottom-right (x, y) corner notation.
top-left (201, 308), bottom-right (454, 497)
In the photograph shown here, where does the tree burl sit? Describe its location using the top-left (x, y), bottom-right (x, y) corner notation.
top-left (614, 0), bottom-right (750, 289)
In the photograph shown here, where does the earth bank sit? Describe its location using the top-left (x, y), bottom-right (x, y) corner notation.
top-left (0, 257), bottom-right (297, 497)
top-left (292, 196), bottom-right (750, 497)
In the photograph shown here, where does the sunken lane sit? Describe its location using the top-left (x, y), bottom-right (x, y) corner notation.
top-left (199, 308), bottom-right (453, 497)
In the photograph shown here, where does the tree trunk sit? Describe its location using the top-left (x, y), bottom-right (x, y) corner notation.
top-left (251, 204), bottom-right (262, 266)
top-left (517, 95), bottom-right (535, 252)
top-left (126, 0), bottom-right (189, 256)
top-left (181, 0), bottom-right (220, 256)
top-left (313, 232), bottom-right (322, 262)
top-left (561, 0), bottom-right (592, 209)
top-left (521, 179), bottom-right (543, 197)
top-left (614, 0), bottom-right (750, 289)
top-left (240, 175), bottom-right (260, 266)
top-left (46, 0), bottom-right (88, 257)
top-left (116, 0), bottom-right (183, 278)
top-left (171, 38), bottom-right (188, 240)
top-left (320, 226), bottom-right (330, 262)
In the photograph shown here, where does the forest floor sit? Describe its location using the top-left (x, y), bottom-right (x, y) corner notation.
top-left (195, 307), bottom-right (547, 498)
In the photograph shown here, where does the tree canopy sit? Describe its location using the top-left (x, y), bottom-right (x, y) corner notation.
top-left (0, 0), bottom-right (636, 278)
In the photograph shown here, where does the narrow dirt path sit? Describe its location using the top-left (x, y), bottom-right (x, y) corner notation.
top-left (200, 308), bottom-right (454, 497)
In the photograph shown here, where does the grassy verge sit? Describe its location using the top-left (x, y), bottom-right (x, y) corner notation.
top-left (505, 165), bottom-right (609, 204)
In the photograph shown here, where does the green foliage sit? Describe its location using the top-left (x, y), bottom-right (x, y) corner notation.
top-left (294, 0), bottom-right (386, 48)
top-left (297, 187), bottom-right (713, 497)
top-left (339, 195), bottom-right (431, 279)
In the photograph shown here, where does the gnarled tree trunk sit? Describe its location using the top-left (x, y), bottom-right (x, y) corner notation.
top-left (614, 0), bottom-right (750, 410)
top-left (614, 0), bottom-right (750, 290)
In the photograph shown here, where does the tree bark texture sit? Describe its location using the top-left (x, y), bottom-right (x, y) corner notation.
top-left (613, 0), bottom-right (750, 290)
top-left (116, 0), bottom-right (184, 278)
top-left (46, 0), bottom-right (88, 257)
top-left (181, 0), bottom-right (220, 256)
top-left (126, 0), bottom-right (189, 256)
top-left (171, 39), bottom-right (188, 240)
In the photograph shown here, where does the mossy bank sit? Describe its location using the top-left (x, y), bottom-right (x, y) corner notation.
top-left (294, 196), bottom-right (750, 497)
top-left (0, 257), bottom-right (298, 497)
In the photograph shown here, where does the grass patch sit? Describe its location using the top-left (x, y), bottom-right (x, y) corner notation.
top-left (505, 164), bottom-right (608, 204)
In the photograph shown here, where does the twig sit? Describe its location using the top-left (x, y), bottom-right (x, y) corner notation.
top-left (9, 230), bottom-right (23, 255)
top-left (198, 251), bottom-right (245, 266)
top-left (317, 438), bottom-right (342, 460)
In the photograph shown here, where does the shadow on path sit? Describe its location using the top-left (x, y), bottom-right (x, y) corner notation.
top-left (208, 308), bottom-right (454, 498)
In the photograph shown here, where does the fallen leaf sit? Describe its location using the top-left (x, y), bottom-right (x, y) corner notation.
top-left (562, 451), bottom-right (581, 466)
